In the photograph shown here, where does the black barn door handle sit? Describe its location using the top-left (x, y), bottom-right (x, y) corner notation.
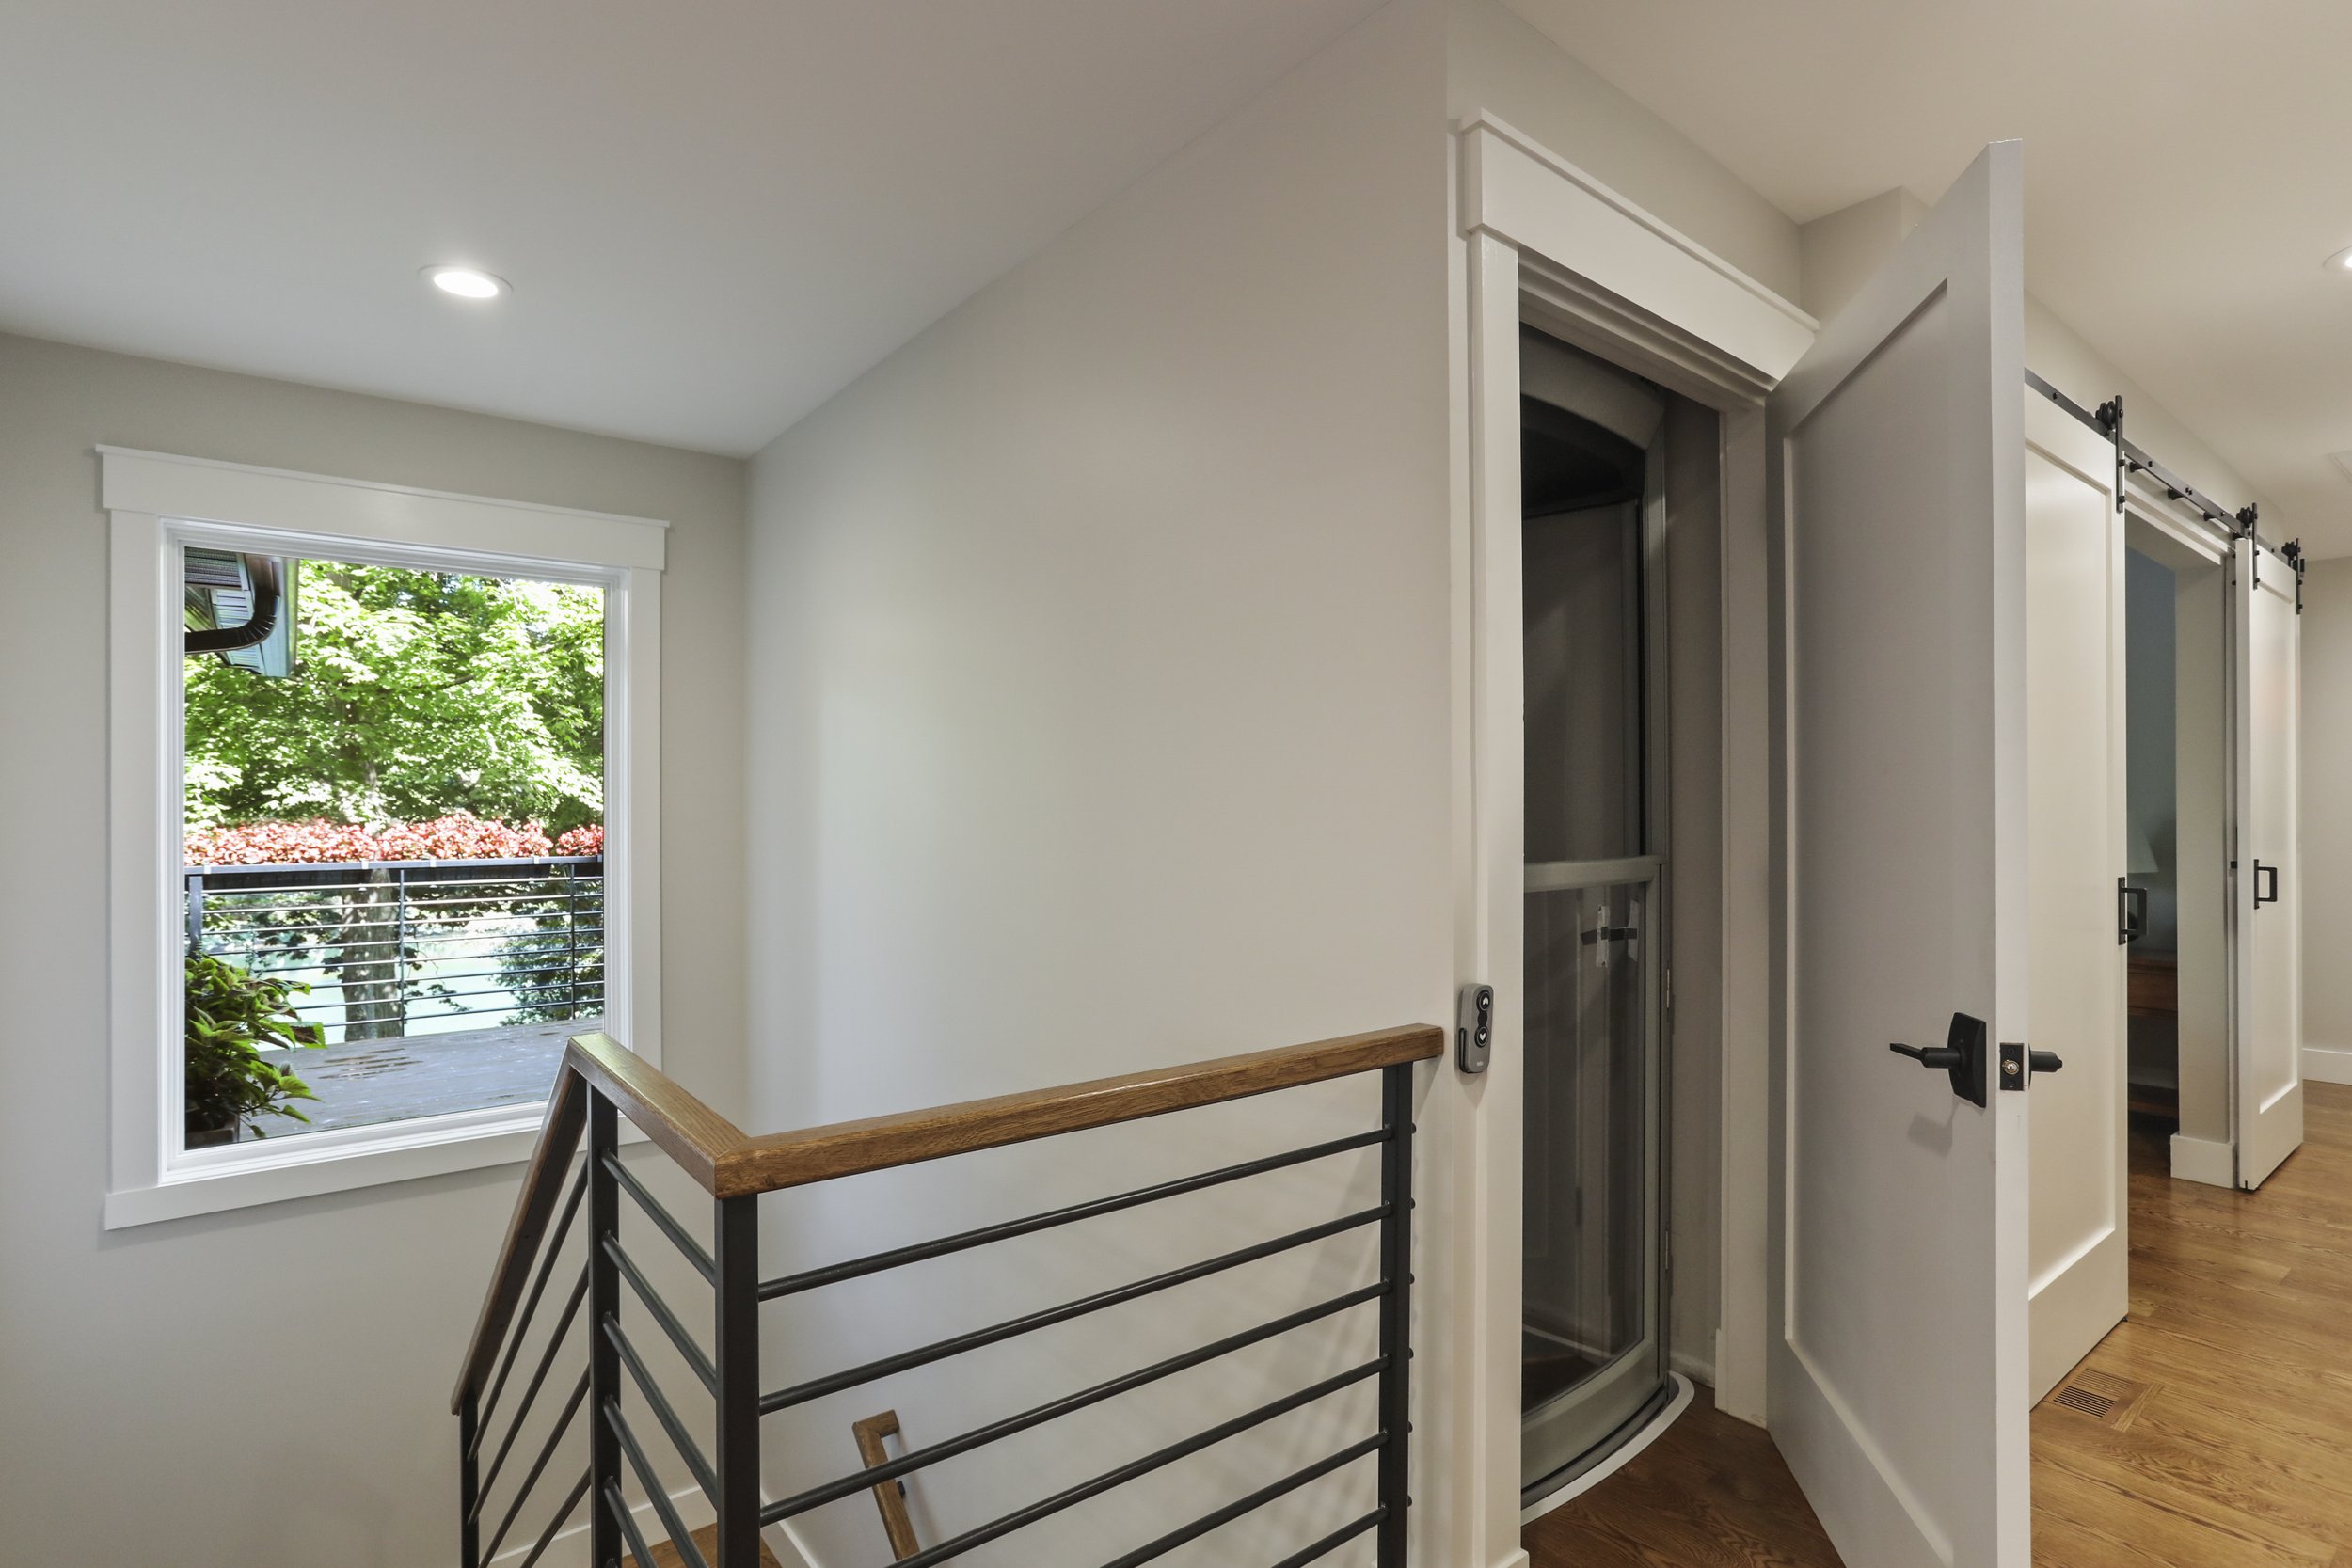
top-left (2119, 879), bottom-right (2148, 945)
top-left (2254, 861), bottom-right (2280, 907)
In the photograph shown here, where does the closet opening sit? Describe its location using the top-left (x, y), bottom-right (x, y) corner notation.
top-left (1518, 325), bottom-right (1722, 1504)
top-left (2121, 525), bottom-right (2230, 1178)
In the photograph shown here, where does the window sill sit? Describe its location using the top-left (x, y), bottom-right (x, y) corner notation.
top-left (103, 1102), bottom-right (646, 1229)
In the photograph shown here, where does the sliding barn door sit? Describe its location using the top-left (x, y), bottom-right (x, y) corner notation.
top-left (2233, 539), bottom-right (2303, 1188)
top-left (2021, 392), bottom-right (2128, 1402)
top-left (1767, 141), bottom-right (2031, 1568)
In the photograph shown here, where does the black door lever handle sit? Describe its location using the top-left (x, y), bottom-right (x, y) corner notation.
top-left (1888, 1014), bottom-right (1990, 1108)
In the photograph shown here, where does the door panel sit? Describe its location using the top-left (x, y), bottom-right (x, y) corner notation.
top-left (2235, 543), bottom-right (2302, 1188)
top-left (1767, 142), bottom-right (2029, 1568)
top-left (2022, 394), bottom-right (2127, 1402)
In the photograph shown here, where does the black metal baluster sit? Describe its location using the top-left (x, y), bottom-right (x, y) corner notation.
top-left (713, 1194), bottom-right (761, 1568)
top-left (587, 1097), bottom-right (622, 1568)
top-left (1375, 1061), bottom-right (1414, 1567)
top-left (458, 1387), bottom-right (482, 1568)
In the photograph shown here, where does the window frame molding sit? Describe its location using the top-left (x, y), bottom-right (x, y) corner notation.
top-left (101, 446), bottom-right (666, 1228)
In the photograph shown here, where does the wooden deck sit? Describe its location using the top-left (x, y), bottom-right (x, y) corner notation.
top-left (246, 1019), bottom-right (578, 1136)
top-left (1526, 1083), bottom-right (2352, 1567)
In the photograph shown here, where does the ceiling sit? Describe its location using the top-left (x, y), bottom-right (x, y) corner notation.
top-left (0, 0), bottom-right (1384, 456)
top-left (1503, 0), bottom-right (2352, 556)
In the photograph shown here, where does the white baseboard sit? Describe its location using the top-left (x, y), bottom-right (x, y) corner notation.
top-left (2169, 1132), bottom-right (2235, 1188)
top-left (486, 1483), bottom-right (818, 1568)
top-left (1669, 1347), bottom-right (1715, 1386)
top-left (2304, 1045), bottom-right (2352, 1085)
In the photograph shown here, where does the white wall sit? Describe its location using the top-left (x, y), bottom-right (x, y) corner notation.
top-left (739, 10), bottom-right (1817, 1561)
top-left (0, 331), bottom-right (748, 1568)
top-left (741, 4), bottom-right (1455, 1561)
top-left (2298, 560), bottom-right (2352, 1083)
top-left (1445, 0), bottom-right (1804, 305)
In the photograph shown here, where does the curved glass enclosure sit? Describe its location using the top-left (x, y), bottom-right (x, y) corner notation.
top-left (1518, 328), bottom-right (1673, 1497)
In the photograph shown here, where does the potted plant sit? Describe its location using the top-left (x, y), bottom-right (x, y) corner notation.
top-left (183, 951), bottom-right (326, 1147)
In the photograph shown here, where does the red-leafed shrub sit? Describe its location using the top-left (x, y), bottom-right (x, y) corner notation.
top-left (554, 823), bottom-right (604, 856)
top-left (186, 811), bottom-right (602, 866)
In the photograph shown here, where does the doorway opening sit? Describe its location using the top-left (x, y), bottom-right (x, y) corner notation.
top-left (2119, 531), bottom-right (2230, 1178)
top-left (1518, 326), bottom-right (1719, 1499)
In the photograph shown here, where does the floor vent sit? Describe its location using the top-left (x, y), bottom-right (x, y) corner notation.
top-left (2048, 1369), bottom-right (2153, 1430)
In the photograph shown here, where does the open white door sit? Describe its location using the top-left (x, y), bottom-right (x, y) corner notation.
top-left (1767, 141), bottom-right (2031, 1568)
top-left (2233, 537), bottom-right (2303, 1188)
top-left (2021, 392), bottom-right (2128, 1401)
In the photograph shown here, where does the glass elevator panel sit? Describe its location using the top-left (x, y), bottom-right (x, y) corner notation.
top-left (1518, 328), bottom-right (1672, 1497)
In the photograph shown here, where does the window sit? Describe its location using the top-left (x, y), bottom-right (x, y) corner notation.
top-left (103, 449), bottom-right (665, 1227)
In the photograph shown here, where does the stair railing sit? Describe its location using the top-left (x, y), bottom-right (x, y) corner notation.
top-left (453, 1022), bottom-right (1440, 1568)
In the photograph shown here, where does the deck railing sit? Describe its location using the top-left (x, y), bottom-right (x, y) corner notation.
top-left (453, 1024), bottom-right (1440, 1568)
top-left (186, 855), bottom-right (603, 1040)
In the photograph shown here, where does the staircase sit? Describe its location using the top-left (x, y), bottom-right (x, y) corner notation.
top-left (453, 1024), bottom-right (1438, 1567)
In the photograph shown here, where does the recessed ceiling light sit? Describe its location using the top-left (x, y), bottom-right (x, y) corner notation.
top-left (2325, 245), bottom-right (2352, 275)
top-left (422, 265), bottom-right (508, 301)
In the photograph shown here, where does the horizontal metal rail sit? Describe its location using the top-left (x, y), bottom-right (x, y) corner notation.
top-left (189, 853), bottom-right (603, 876)
top-left (889, 1358), bottom-right (1386, 1568)
top-left (1267, 1507), bottom-right (1386, 1568)
top-left (604, 1235), bottom-right (716, 1394)
top-left (764, 1278), bottom-right (1386, 1523)
top-left (226, 927), bottom-right (604, 958)
top-left (1099, 1432), bottom-right (1387, 1568)
top-left (605, 1399), bottom-right (709, 1568)
top-left (479, 1368), bottom-right (590, 1561)
top-left (194, 856), bottom-right (604, 1039)
top-left (605, 1314), bottom-right (717, 1499)
top-left (605, 1153), bottom-right (717, 1283)
top-left (602, 1481), bottom-right (663, 1568)
top-left (473, 1266), bottom-right (590, 1503)
top-left (759, 1127), bottom-right (1387, 1301)
top-left (758, 1203), bottom-right (1387, 1416)
top-left (513, 1469), bottom-right (592, 1568)
top-left (470, 1167), bottom-right (586, 1449)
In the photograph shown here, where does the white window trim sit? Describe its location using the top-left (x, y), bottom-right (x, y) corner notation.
top-left (101, 446), bottom-right (666, 1228)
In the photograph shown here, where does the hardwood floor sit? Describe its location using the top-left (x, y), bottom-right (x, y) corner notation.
top-left (1525, 1083), bottom-right (2352, 1568)
top-left (1522, 1381), bottom-right (1843, 1567)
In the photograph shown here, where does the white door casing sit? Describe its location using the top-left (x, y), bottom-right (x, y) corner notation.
top-left (2021, 391), bottom-right (2128, 1402)
top-left (1766, 141), bottom-right (2031, 1568)
top-left (1457, 113), bottom-right (1811, 1568)
top-left (2233, 540), bottom-right (2303, 1188)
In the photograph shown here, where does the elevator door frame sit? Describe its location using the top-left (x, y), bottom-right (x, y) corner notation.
top-left (1516, 368), bottom-right (1675, 1496)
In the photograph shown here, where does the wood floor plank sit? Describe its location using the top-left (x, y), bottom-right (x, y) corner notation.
top-left (1523, 1085), bottom-right (2352, 1568)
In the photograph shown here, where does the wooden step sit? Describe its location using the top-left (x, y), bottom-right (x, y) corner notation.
top-left (627, 1524), bottom-right (783, 1568)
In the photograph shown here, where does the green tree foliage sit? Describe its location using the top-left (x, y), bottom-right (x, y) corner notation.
top-left (184, 563), bottom-right (605, 834)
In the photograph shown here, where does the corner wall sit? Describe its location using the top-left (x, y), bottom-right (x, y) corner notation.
top-left (742, 4), bottom-right (1455, 1560)
top-left (0, 331), bottom-right (748, 1568)
top-left (2298, 559), bottom-right (2352, 1085)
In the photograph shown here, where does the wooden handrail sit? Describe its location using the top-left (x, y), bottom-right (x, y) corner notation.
top-left (717, 1024), bottom-right (1443, 1198)
top-left (453, 1022), bottom-right (1441, 1408)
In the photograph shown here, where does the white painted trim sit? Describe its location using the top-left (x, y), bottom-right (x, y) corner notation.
top-left (1459, 115), bottom-right (1816, 391)
top-left (2167, 1132), bottom-right (2236, 1188)
top-left (103, 454), bottom-right (664, 1228)
top-left (99, 445), bottom-right (667, 569)
top-left (2303, 1045), bottom-right (2352, 1085)
top-left (1519, 1374), bottom-right (1697, 1523)
top-left (1449, 111), bottom-right (1803, 1564)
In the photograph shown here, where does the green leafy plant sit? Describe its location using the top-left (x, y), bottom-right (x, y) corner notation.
top-left (183, 951), bottom-right (326, 1137)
